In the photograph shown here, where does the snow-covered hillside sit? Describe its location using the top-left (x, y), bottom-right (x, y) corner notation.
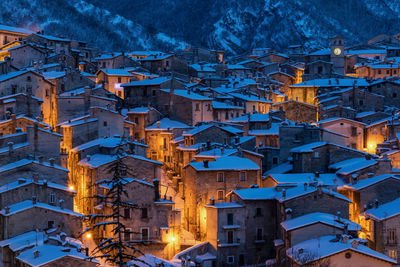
top-left (1, 0), bottom-right (400, 54)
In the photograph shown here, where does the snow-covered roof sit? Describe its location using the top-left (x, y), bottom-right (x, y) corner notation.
top-left (342, 174), bottom-right (400, 191)
top-left (161, 89), bottom-right (212, 101)
top-left (139, 53), bottom-right (173, 61)
top-left (205, 202), bottom-right (245, 209)
top-left (329, 157), bottom-right (378, 176)
top-left (16, 242), bottom-right (94, 267)
top-left (146, 117), bottom-right (190, 130)
top-left (0, 200), bottom-right (83, 217)
top-left (317, 117), bottom-right (365, 126)
top-left (99, 68), bottom-right (133, 76)
top-left (266, 173), bottom-right (343, 187)
top-left (121, 77), bottom-right (170, 87)
top-left (287, 235), bottom-right (396, 264)
top-left (0, 24), bottom-right (33, 34)
top-left (78, 154), bottom-right (162, 168)
top-left (0, 231), bottom-right (45, 252)
top-left (0, 70), bottom-right (30, 82)
top-left (126, 106), bottom-right (154, 114)
top-left (129, 254), bottom-right (178, 267)
top-left (42, 71), bottom-right (66, 79)
top-left (231, 187), bottom-right (277, 200)
top-left (195, 148), bottom-right (238, 158)
top-left (189, 64), bottom-right (216, 72)
top-left (291, 78), bottom-right (369, 88)
top-left (187, 156), bottom-right (260, 171)
top-left (34, 33), bottom-right (71, 42)
top-left (212, 101), bottom-right (244, 110)
top-left (248, 123), bottom-right (280, 136)
top-left (0, 159), bottom-right (69, 173)
top-left (228, 113), bottom-right (270, 123)
top-left (290, 142), bottom-right (327, 153)
top-left (364, 197), bottom-right (400, 221)
top-left (229, 92), bottom-right (272, 103)
top-left (0, 178), bottom-right (73, 194)
top-left (281, 212), bottom-right (361, 232)
top-left (264, 162), bottom-right (293, 176)
top-left (182, 124), bottom-right (214, 136)
top-left (95, 52), bottom-right (122, 60)
top-left (71, 137), bottom-right (146, 152)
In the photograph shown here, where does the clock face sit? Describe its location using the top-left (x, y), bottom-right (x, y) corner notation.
top-left (334, 48), bottom-right (342, 56)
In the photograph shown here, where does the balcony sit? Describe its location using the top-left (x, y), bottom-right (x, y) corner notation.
top-left (223, 224), bottom-right (240, 230)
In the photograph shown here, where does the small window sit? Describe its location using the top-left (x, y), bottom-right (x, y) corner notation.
top-left (351, 126), bottom-right (357, 137)
top-left (393, 92), bottom-right (397, 98)
top-left (124, 228), bottom-right (131, 241)
top-left (141, 228), bottom-right (149, 241)
top-left (388, 229), bottom-right (397, 244)
top-left (227, 256), bottom-right (234, 264)
top-left (27, 76), bottom-right (31, 82)
top-left (47, 221), bottom-right (55, 228)
top-left (227, 231), bottom-right (234, 244)
top-left (217, 190), bottom-right (224, 200)
top-left (118, 77), bottom-right (121, 83)
top-left (49, 193), bottom-right (55, 204)
top-left (195, 103), bottom-right (200, 111)
top-left (141, 208), bottom-right (148, 219)
top-left (313, 152), bottom-right (320, 158)
top-left (256, 228), bottom-right (263, 241)
top-left (359, 100), bottom-right (364, 106)
top-left (389, 249), bottom-right (397, 260)
top-left (272, 157), bottom-right (278, 165)
top-left (134, 117), bottom-right (139, 124)
top-left (227, 213), bottom-right (233, 225)
top-left (124, 208), bottom-right (130, 219)
top-left (378, 70), bottom-right (382, 74)
top-left (217, 172), bottom-right (224, 182)
top-left (152, 90), bottom-right (156, 96)
top-left (240, 171), bottom-right (246, 181)
top-left (256, 208), bottom-right (262, 216)
top-left (103, 121), bottom-right (108, 127)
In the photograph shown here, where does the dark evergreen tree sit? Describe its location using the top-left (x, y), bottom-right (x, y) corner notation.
top-left (83, 144), bottom-right (145, 267)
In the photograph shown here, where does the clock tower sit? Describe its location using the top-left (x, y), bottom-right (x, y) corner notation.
top-left (330, 36), bottom-right (345, 75)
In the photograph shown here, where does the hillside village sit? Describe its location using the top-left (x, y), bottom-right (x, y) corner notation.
top-left (1, 24), bottom-right (400, 266)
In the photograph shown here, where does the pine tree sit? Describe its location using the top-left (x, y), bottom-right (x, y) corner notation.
top-left (83, 144), bottom-right (145, 267)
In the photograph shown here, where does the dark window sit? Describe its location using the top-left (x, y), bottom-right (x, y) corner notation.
top-left (227, 213), bottom-right (233, 225)
top-left (141, 208), bottom-right (148, 219)
top-left (227, 231), bottom-right (234, 243)
top-left (378, 70), bottom-right (382, 74)
top-left (47, 221), bottom-right (55, 228)
top-left (124, 208), bottom-right (130, 218)
top-left (273, 157), bottom-right (278, 164)
top-left (124, 229), bottom-right (131, 241)
top-left (256, 208), bottom-right (262, 216)
top-left (256, 228), bottom-right (263, 240)
top-left (351, 126), bottom-right (357, 137)
top-left (217, 173), bottom-right (224, 182)
top-left (196, 103), bottom-right (200, 111)
top-left (118, 77), bottom-right (121, 83)
top-left (318, 66), bottom-right (323, 74)
top-left (359, 100), bottom-right (364, 106)
top-left (27, 76), bottom-right (31, 82)
top-left (394, 93), bottom-right (397, 98)
top-left (225, 111), bottom-right (229, 120)
top-left (134, 117), bottom-right (139, 124)
top-left (103, 121), bottom-right (107, 127)
top-left (141, 228), bottom-right (149, 241)
top-left (217, 190), bottom-right (224, 200)
top-left (152, 90), bottom-right (156, 96)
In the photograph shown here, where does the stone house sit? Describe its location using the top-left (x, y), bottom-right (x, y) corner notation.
top-left (183, 156), bottom-right (261, 238)
top-left (302, 60), bottom-right (334, 81)
top-left (126, 106), bottom-right (163, 141)
top-left (228, 92), bottom-right (272, 114)
top-left (281, 212), bottom-right (361, 248)
top-left (204, 202), bottom-right (246, 266)
top-left (0, 159), bottom-right (69, 185)
top-left (95, 52), bottom-right (136, 69)
top-left (145, 117), bottom-right (191, 166)
top-left (317, 117), bottom-right (365, 150)
top-left (139, 54), bottom-right (188, 74)
top-left (0, 93), bottom-right (42, 120)
top-left (286, 235), bottom-right (396, 267)
top-left (212, 101), bottom-right (244, 123)
top-left (367, 79), bottom-right (400, 109)
top-left (95, 178), bottom-right (180, 259)
top-left (188, 64), bottom-right (216, 78)
top-left (157, 89), bottom-right (213, 126)
top-left (363, 198), bottom-right (400, 262)
top-left (0, 43), bottom-right (47, 69)
top-left (43, 68), bottom-right (95, 94)
top-left (0, 25), bottom-right (32, 46)
top-left (0, 70), bottom-right (57, 127)
top-left (95, 68), bottom-right (133, 98)
top-left (272, 100), bottom-right (317, 123)
top-left (364, 118), bottom-right (390, 154)
top-left (25, 33), bottom-right (72, 56)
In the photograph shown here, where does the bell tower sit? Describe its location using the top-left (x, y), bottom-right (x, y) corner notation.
top-left (330, 36), bottom-right (345, 75)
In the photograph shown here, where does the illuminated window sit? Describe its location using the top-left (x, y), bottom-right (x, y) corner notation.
top-left (389, 249), bottom-right (397, 260)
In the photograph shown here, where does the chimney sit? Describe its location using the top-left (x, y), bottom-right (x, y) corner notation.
top-left (342, 235), bottom-right (349, 244)
top-left (351, 239), bottom-right (359, 249)
top-left (86, 155), bottom-right (91, 162)
top-left (49, 158), bottom-right (55, 166)
top-left (209, 197), bottom-right (215, 205)
top-left (317, 184), bottom-right (322, 195)
top-left (38, 156), bottom-right (44, 164)
top-left (315, 172), bottom-right (320, 179)
top-left (157, 121), bottom-right (161, 128)
top-left (153, 179), bottom-right (160, 201)
top-left (33, 250), bottom-right (40, 259)
top-left (32, 196), bottom-right (37, 205)
top-left (203, 160), bottom-right (209, 168)
top-left (375, 199), bottom-right (379, 208)
top-left (7, 142), bottom-right (13, 154)
top-left (5, 207), bottom-right (10, 214)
